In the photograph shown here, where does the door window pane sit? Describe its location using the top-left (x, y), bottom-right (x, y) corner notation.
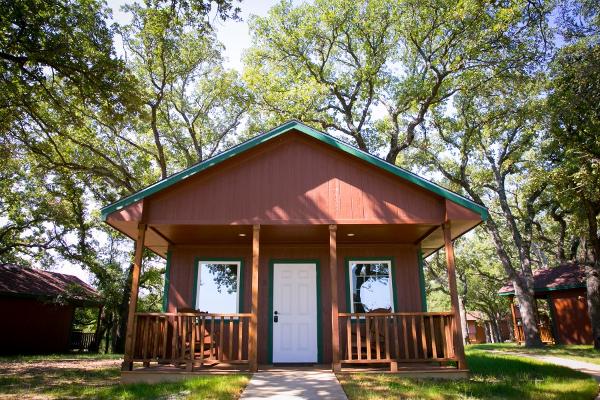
top-left (196, 262), bottom-right (240, 313)
top-left (349, 261), bottom-right (393, 313)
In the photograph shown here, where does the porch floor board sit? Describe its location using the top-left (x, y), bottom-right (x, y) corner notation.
top-left (121, 363), bottom-right (468, 384)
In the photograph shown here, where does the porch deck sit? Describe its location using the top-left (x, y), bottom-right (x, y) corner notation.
top-left (122, 363), bottom-right (467, 384)
top-left (123, 310), bottom-right (463, 382)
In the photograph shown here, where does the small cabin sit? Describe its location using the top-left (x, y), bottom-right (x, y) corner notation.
top-left (465, 311), bottom-right (511, 344)
top-left (499, 263), bottom-right (592, 345)
top-left (101, 121), bottom-right (487, 382)
top-left (0, 264), bottom-right (101, 354)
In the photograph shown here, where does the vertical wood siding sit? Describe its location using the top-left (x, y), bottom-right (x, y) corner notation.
top-left (144, 134), bottom-right (446, 225)
top-left (0, 298), bottom-right (74, 354)
top-left (550, 289), bottom-right (592, 344)
top-left (167, 243), bottom-right (422, 364)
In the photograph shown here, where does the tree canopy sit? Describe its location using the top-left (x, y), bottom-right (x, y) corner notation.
top-left (1, 0), bottom-right (599, 350)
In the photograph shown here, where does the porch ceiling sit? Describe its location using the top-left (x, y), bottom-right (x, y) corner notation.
top-left (420, 219), bottom-right (482, 257)
top-left (109, 219), bottom-right (480, 259)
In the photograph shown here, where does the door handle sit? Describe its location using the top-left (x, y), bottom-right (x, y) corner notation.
top-left (274, 310), bottom-right (278, 323)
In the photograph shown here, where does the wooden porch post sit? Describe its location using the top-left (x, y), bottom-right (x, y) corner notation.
top-left (121, 223), bottom-right (147, 371)
top-left (329, 224), bottom-right (341, 372)
top-left (249, 224), bottom-right (260, 372)
top-left (510, 296), bottom-right (520, 342)
top-left (442, 222), bottom-right (468, 370)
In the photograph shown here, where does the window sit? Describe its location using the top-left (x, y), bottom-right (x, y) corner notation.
top-left (348, 260), bottom-right (394, 313)
top-left (195, 261), bottom-right (241, 313)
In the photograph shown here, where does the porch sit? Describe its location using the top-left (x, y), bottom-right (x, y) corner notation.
top-left (123, 310), bottom-right (464, 378)
top-left (119, 222), bottom-right (468, 378)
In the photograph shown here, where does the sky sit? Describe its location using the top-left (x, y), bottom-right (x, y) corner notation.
top-left (51, 0), bottom-right (280, 284)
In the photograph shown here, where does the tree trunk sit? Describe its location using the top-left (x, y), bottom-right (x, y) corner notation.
top-left (513, 279), bottom-right (543, 347)
top-left (484, 322), bottom-right (491, 343)
top-left (114, 264), bottom-right (134, 354)
top-left (492, 319), bottom-right (502, 342)
top-left (458, 295), bottom-right (469, 344)
top-left (586, 266), bottom-right (600, 349)
top-left (508, 315), bottom-right (515, 341)
top-left (584, 200), bottom-right (600, 350)
top-left (104, 328), bottom-right (110, 354)
top-left (90, 306), bottom-right (105, 353)
top-left (484, 218), bottom-right (542, 347)
top-left (150, 104), bottom-right (168, 179)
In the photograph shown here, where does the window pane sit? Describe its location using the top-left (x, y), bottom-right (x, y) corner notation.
top-left (350, 262), bottom-right (392, 312)
top-left (197, 263), bottom-right (238, 313)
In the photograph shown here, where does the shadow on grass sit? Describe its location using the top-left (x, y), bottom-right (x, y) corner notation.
top-left (0, 353), bottom-right (124, 362)
top-left (338, 350), bottom-right (598, 400)
top-left (64, 375), bottom-right (251, 400)
top-left (0, 367), bottom-right (120, 395)
top-left (0, 359), bottom-right (249, 400)
top-left (470, 343), bottom-right (600, 364)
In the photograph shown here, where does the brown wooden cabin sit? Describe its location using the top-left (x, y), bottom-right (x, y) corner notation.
top-left (465, 311), bottom-right (511, 344)
top-left (466, 312), bottom-right (486, 344)
top-left (0, 264), bottom-right (102, 354)
top-left (499, 263), bottom-right (592, 345)
top-left (101, 121), bottom-right (487, 381)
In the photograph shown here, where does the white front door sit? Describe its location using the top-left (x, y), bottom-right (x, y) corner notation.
top-left (272, 262), bottom-right (318, 363)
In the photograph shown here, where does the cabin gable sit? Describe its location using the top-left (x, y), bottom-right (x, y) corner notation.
top-left (143, 132), bottom-right (446, 225)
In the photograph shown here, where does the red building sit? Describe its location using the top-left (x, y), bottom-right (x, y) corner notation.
top-left (465, 311), bottom-right (511, 344)
top-left (101, 121), bottom-right (488, 381)
top-left (499, 263), bottom-right (592, 345)
top-left (0, 264), bottom-right (101, 354)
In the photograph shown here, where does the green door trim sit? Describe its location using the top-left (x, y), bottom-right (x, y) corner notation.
top-left (268, 259), bottom-right (323, 364)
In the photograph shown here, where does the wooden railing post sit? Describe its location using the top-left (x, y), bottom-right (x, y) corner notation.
top-left (442, 222), bottom-right (468, 370)
top-left (122, 223), bottom-right (147, 371)
top-left (329, 224), bottom-right (341, 372)
top-left (509, 297), bottom-right (520, 342)
top-left (248, 225), bottom-right (260, 372)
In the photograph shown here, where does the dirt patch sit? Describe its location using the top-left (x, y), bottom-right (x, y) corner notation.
top-left (0, 358), bottom-right (121, 400)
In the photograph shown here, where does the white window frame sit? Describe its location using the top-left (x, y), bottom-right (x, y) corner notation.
top-left (195, 260), bottom-right (241, 313)
top-left (348, 259), bottom-right (395, 313)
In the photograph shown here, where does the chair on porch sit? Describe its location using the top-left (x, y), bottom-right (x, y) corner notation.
top-left (348, 308), bottom-right (392, 361)
top-left (176, 308), bottom-right (220, 369)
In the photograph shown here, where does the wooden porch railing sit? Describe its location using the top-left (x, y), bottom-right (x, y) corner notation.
top-left (130, 312), bottom-right (252, 370)
top-left (69, 331), bottom-right (96, 351)
top-left (338, 312), bottom-right (457, 369)
top-left (515, 323), bottom-right (554, 344)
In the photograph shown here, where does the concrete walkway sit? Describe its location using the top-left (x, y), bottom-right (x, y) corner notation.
top-left (240, 370), bottom-right (348, 400)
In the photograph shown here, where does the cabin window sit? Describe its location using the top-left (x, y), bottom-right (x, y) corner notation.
top-left (348, 260), bottom-right (394, 313)
top-left (195, 261), bottom-right (241, 313)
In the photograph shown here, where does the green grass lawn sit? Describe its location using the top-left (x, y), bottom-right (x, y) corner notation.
top-left (469, 342), bottom-right (600, 366)
top-left (0, 354), bottom-right (250, 399)
top-left (337, 348), bottom-right (598, 400)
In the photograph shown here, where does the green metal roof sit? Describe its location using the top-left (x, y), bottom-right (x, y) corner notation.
top-left (498, 283), bottom-right (586, 296)
top-left (100, 120), bottom-right (489, 221)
